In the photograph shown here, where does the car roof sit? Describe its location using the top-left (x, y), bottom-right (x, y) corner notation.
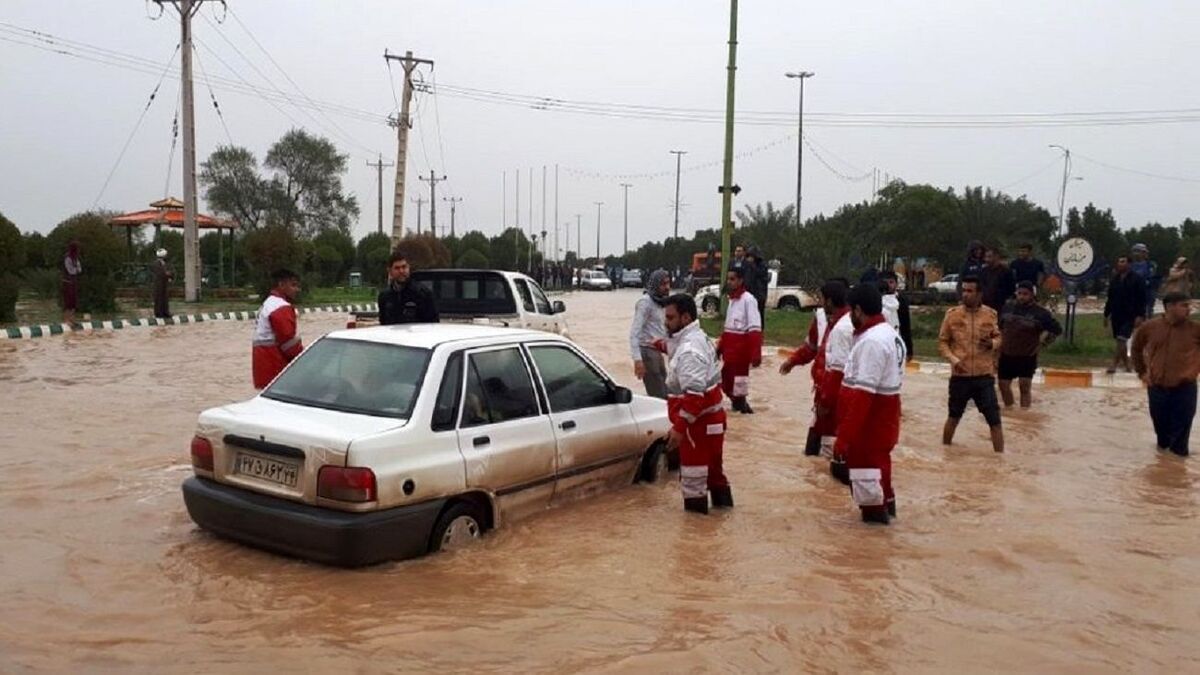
top-left (326, 323), bottom-right (550, 350)
top-left (416, 268), bottom-right (530, 281)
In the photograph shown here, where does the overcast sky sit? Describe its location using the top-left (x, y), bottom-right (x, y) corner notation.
top-left (2, 1), bottom-right (1198, 256)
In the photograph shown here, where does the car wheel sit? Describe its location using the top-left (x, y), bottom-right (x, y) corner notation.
top-left (702, 296), bottom-right (719, 314)
top-left (428, 501), bottom-right (485, 553)
top-left (638, 442), bottom-right (671, 483)
top-left (778, 297), bottom-right (801, 311)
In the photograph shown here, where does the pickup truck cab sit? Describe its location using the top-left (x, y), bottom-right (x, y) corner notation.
top-left (182, 324), bottom-right (672, 566)
top-left (350, 269), bottom-right (569, 337)
top-left (696, 268), bottom-right (818, 314)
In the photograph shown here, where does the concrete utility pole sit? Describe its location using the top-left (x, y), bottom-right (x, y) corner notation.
top-left (502, 171), bottom-right (507, 229)
top-left (383, 49), bottom-right (434, 246)
top-left (553, 164), bottom-right (559, 263)
top-left (785, 70), bottom-right (814, 227)
top-left (411, 195), bottom-right (425, 235)
top-left (620, 183), bottom-right (632, 255)
top-left (443, 196), bottom-right (462, 238)
top-left (155, 0), bottom-right (215, 302)
top-left (418, 170), bottom-right (446, 238)
top-left (513, 168), bottom-right (520, 268)
top-left (594, 201), bottom-right (604, 262)
top-left (1050, 144), bottom-right (1072, 238)
top-left (575, 214), bottom-right (582, 261)
top-left (528, 167), bottom-right (533, 242)
top-left (670, 150), bottom-right (687, 239)
top-left (717, 0), bottom-right (741, 312)
top-left (541, 165), bottom-right (547, 261)
top-left (367, 154), bottom-right (393, 235)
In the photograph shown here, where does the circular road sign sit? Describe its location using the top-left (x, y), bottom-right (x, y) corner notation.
top-left (1056, 237), bottom-right (1096, 280)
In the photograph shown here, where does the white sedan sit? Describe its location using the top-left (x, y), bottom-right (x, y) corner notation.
top-left (182, 324), bottom-right (671, 566)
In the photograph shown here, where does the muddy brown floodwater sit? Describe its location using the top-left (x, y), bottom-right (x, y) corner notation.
top-left (1, 290), bottom-right (1198, 673)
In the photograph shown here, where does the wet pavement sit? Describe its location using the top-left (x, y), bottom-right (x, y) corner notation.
top-left (1, 289), bottom-right (1197, 672)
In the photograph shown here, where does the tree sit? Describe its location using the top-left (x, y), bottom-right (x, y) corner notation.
top-left (313, 229), bottom-right (355, 282)
top-left (457, 248), bottom-right (489, 269)
top-left (488, 228), bottom-right (532, 272)
top-left (355, 232), bottom-right (392, 285)
top-left (1124, 222), bottom-right (1181, 271)
top-left (1066, 204), bottom-right (1126, 267)
top-left (263, 129), bottom-right (359, 237)
top-left (199, 145), bottom-right (267, 228)
top-left (241, 224), bottom-right (304, 296)
top-left (21, 230), bottom-right (47, 270)
top-left (45, 212), bottom-right (124, 312)
top-left (0, 211), bottom-right (22, 321)
top-left (735, 201), bottom-right (795, 230)
top-left (394, 233), bottom-right (450, 270)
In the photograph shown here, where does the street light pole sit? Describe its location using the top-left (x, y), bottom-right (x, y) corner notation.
top-left (785, 70), bottom-right (815, 227)
top-left (669, 150), bottom-right (686, 239)
top-left (593, 201), bottom-right (604, 262)
top-left (1050, 144), bottom-right (1071, 238)
top-left (620, 183), bottom-right (632, 255)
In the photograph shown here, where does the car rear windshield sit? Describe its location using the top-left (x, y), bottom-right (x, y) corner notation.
top-left (263, 338), bottom-right (431, 418)
top-left (412, 271), bottom-right (517, 315)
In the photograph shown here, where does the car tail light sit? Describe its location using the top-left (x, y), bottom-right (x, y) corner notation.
top-left (191, 436), bottom-right (214, 472)
top-left (318, 466), bottom-right (377, 502)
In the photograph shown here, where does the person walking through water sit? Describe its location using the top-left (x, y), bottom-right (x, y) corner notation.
top-left (378, 252), bottom-right (439, 325)
top-left (151, 248), bottom-right (173, 319)
top-left (939, 276), bottom-right (1005, 453)
top-left (1104, 254), bottom-right (1147, 374)
top-left (780, 279), bottom-right (849, 456)
top-left (629, 269), bottom-right (671, 399)
top-left (663, 293), bottom-right (731, 514)
top-left (252, 269), bottom-right (303, 389)
top-left (61, 240), bottom-right (82, 325)
top-left (835, 284), bottom-right (905, 524)
top-left (998, 281), bottom-right (1062, 408)
top-left (717, 264), bottom-right (763, 414)
top-left (1132, 292), bottom-right (1200, 457)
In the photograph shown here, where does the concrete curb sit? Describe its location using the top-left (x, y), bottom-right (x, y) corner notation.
top-left (1, 304), bottom-right (377, 340)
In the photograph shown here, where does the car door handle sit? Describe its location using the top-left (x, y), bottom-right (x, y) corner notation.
top-left (560, 420), bottom-right (577, 430)
top-left (473, 435), bottom-right (490, 447)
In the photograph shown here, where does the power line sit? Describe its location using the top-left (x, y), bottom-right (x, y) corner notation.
top-left (998, 156), bottom-right (1062, 191)
top-left (191, 45), bottom-right (234, 145)
top-left (802, 134), bottom-right (873, 182)
top-left (1073, 152), bottom-right (1200, 185)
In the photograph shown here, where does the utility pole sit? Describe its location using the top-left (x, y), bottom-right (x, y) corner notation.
top-left (620, 183), bottom-right (632, 255)
top-left (528, 167), bottom-right (533, 243)
top-left (418, 170), bottom-right (446, 238)
top-left (785, 70), bottom-right (815, 227)
top-left (575, 214), bottom-right (582, 262)
top-left (670, 150), bottom-right (687, 239)
top-left (594, 201), bottom-right (604, 262)
top-left (444, 196), bottom-right (462, 238)
top-left (513, 168), bottom-right (520, 268)
top-left (1050, 144), bottom-right (1072, 238)
top-left (541, 165), bottom-right (547, 262)
top-left (554, 164), bottom-right (559, 263)
top-left (717, 0), bottom-right (741, 313)
top-left (411, 196), bottom-right (425, 235)
top-left (383, 50), bottom-right (434, 246)
top-left (366, 153), bottom-right (393, 235)
top-left (155, 0), bottom-right (214, 302)
top-left (502, 171), bottom-right (507, 229)
top-left (565, 221), bottom-right (571, 260)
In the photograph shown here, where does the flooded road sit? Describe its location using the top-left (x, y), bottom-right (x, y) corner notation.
top-left (1, 290), bottom-right (1198, 672)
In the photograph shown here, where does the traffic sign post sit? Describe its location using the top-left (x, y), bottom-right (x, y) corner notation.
top-left (1054, 237), bottom-right (1098, 346)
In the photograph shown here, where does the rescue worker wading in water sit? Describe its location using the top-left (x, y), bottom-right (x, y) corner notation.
top-left (717, 264), bottom-right (763, 414)
top-left (663, 293), bottom-right (731, 514)
top-left (781, 279), bottom-right (850, 456)
top-left (252, 269), bottom-right (303, 389)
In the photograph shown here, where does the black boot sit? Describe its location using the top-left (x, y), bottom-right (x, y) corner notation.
top-left (710, 485), bottom-right (734, 508)
top-left (684, 496), bottom-right (709, 514)
top-left (740, 399), bottom-right (754, 414)
top-left (887, 500), bottom-right (897, 518)
top-left (861, 507), bottom-right (890, 525)
top-left (804, 427), bottom-right (822, 456)
top-left (730, 397), bottom-right (746, 413)
top-left (830, 459), bottom-right (850, 486)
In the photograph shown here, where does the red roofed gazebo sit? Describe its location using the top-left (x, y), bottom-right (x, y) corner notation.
top-left (109, 197), bottom-right (239, 286)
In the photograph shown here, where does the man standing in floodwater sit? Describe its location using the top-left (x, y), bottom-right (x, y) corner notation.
top-left (151, 248), bottom-right (173, 319)
top-left (1132, 292), bottom-right (1200, 457)
top-left (252, 269), bottom-right (303, 389)
top-left (1104, 255), bottom-right (1146, 374)
top-left (939, 276), bottom-right (1005, 453)
top-left (998, 281), bottom-right (1062, 408)
top-left (629, 269), bottom-right (671, 399)
top-left (717, 264), bottom-right (763, 414)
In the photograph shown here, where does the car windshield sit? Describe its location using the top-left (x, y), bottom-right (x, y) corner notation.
top-left (263, 338), bottom-right (431, 418)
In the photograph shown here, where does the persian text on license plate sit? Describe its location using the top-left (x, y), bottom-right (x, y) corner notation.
top-left (236, 452), bottom-right (300, 487)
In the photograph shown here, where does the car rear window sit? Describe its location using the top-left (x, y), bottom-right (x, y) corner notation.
top-left (263, 338), bottom-right (430, 418)
top-left (412, 271), bottom-right (517, 315)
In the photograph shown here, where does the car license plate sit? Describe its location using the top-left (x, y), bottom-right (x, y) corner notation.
top-left (235, 452), bottom-right (299, 487)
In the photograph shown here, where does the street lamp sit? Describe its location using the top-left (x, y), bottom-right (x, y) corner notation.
top-left (1049, 144), bottom-right (1072, 238)
top-left (785, 70), bottom-right (815, 227)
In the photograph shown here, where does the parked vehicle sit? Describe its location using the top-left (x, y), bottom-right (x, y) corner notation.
top-left (349, 269), bottom-right (569, 337)
top-left (928, 273), bottom-right (960, 301)
top-left (695, 268), bottom-right (817, 314)
top-left (621, 269), bottom-right (644, 288)
top-left (181, 324), bottom-right (672, 567)
top-left (580, 269), bottom-right (613, 291)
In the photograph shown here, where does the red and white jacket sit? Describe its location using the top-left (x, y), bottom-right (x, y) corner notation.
top-left (834, 315), bottom-right (905, 458)
top-left (717, 288), bottom-right (763, 367)
top-left (252, 292), bottom-right (303, 389)
top-left (665, 321), bottom-right (724, 433)
top-left (817, 311), bottom-right (855, 412)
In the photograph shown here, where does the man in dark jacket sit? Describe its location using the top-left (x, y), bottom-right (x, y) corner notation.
top-left (1104, 255), bottom-right (1146, 374)
top-left (377, 252), bottom-right (439, 325)
top-left (745, 246), bottom-right (770, 328)
top-left (960, 241), bottom-right (987, 285)
top-left (980, 248), bottom-right (1015, 313)
top-left (998, 281), bottom-right (1062, 408)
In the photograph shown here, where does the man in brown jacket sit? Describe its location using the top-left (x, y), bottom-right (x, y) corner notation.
top-left (1131, 292), bottom-right (1200, 457)
top-left (938, 276), bottom-right (1005, 452)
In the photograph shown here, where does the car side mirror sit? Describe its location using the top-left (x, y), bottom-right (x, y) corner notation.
top-left (552, 300), bottom-right (566, 314)
top-left (612, 385), bottom-right (633, 404)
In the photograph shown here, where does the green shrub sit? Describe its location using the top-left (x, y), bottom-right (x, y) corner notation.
top-left (0, 274), bottom-right (18, 322)
top-left (0, 211), bottom-right (24, 272)
top-left (44, 212), bottom-right (124, 313)
top-left (456, 248), bottom-right (490, 269)
top-left (241, 224), bottom-right (304, 297)
top-left (21, 268), bottom-right (60, 300)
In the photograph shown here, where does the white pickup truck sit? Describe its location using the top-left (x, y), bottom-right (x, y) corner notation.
top-left (349, 269), bottom-right (570, 337)
top-left (695, 268), bottom-right (818, 314)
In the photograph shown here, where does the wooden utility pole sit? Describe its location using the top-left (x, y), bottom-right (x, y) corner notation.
top-left (366, 154), bottom-right (393, 234)
top-left (383, 50), bottom-right (433, 246)
top-left (411, 196), bottom-right (425, 235)
top-left (443, 196), bottom-right (462, 238)
top-left (418, 170), bottom-right (447, 238)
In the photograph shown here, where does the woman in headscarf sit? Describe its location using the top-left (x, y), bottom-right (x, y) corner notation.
top-left (61, 240), bottom-right (82, 324)
top-left (629, 268), bottom-right (672, 399)
top-left (152, 248), bottom-right (174, 319)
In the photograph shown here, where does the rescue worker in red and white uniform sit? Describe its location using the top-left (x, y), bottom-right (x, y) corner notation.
top-left (823, 289), bottom-right (857, 484)
top-left (780, 280), bottom-right (850, 456)
top-left (717, 264), bottom-right (763, 414)
top-left (835, 284), bottom-right (906, 525)
top-left (663, 293), bottom-right (730, 514)
top-left (251, 269), bottom-right (303, 389)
